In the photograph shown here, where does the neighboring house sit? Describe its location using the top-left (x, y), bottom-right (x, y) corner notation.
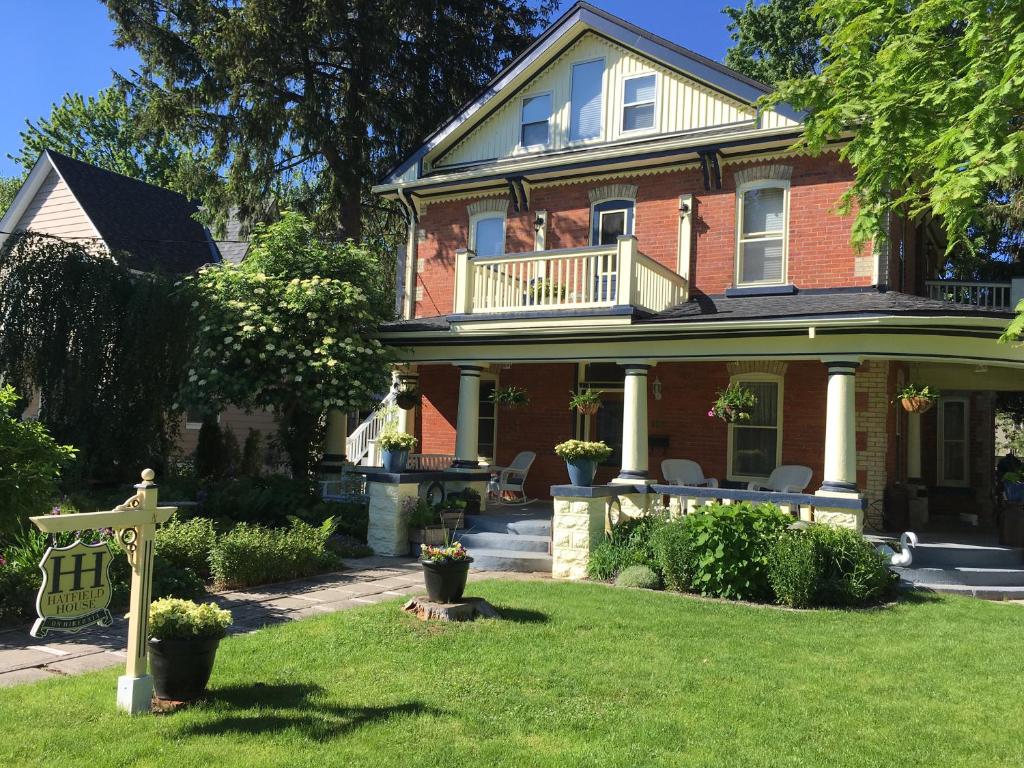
top-left (370, 2), bottom-right (1024, 530)
top-left (0, 149), bottom-right (271, 463)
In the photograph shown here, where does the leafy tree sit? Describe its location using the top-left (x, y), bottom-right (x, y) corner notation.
top-left (724, 0), bottom-right (823, 86)
top-left (769, 0), bottom-right (1024, 255)
top-left (0, 176), bottom-right (22, 217)
top-left (12, 86), bottom-right (215, 201)
top-left (180, 212), bottom-right (393, 478)
top-left (0, 233), bottom-right (192, 484)
top-left (0, 385), bottom-right (77, 532)
top-left (103, 0), bottom-right (556, 240)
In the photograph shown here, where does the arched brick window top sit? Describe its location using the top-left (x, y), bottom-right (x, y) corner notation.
top-left (588, 183), bottom-right (638, 205)
top-left (465, 197), bottom-right (510, 218)
top-left (732, 164), bottom-right (793, 188)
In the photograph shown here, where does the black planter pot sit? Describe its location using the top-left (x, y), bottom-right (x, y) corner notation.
top-left (148, 635), bottom-right (223, 701)
top-left (421, 558), bottom-right (473, 603)
top-left (395, 391), bottom-right (420, 410)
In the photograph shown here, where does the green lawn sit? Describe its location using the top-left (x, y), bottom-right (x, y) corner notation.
top-left (1, 581), bottom-right (1022, 768)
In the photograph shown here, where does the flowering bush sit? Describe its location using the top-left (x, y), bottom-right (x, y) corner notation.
top-left (149, 598), bottom-right (232, 640)
top-left (378, 431), bottom-right (417, 451)
top-left (420, 541), bottom-right (471, 563)
top-left (710, 383), bottom-right (757, 423)
top-left (553, 440), bottom-right (613, 462)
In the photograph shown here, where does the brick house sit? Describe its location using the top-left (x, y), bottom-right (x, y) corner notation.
top-left (358, 2), bottom-right (1024, 542)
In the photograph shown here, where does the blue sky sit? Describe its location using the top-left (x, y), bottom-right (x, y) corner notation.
top-left (0, 1), bottom-right (741, 177)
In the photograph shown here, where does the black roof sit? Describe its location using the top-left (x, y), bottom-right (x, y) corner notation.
top-left (46, 149), bottom-right (218, 274)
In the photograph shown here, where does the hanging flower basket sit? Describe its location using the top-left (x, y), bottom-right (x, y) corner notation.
top-left (569, 389), bottom-right (603, 416)
top-left (900, 396), bottom-right (934, 414)
top-left (490, 385), bottom-right (530, 409)
top-left (710, 383), bottom-right (757, 424)
top-left (395, 389), bottom-right (421, 410)
top-left (895, 384), bottom-right (939, 414)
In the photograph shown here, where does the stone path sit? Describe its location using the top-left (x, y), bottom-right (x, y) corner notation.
top-left (0, 556), bottom-right (542, 688)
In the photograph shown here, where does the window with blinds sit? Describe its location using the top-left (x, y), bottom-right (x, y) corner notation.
top-left (622, 73), bottom-right (656, 132)
top-left (520, 93), bottom-right (552, 148)
top-left (729, 379), bottom-right (781, 480)
top-left (737, 184), bottom-right (788, 285)
top-left (472, 216), bottom-right (505, 258)
top-left (570, 59), bottom-right (604, 141)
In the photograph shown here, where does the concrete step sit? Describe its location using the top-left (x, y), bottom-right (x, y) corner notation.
top-left (464, 514), bottom-right (552, 537)
top-left (896, 566), bottom-right (1024, 588)
top-left (911, 543), bottom-right (1024, 570)
top-left (455, 530), bottom-right (550, 553)
top-left (469, 548), bottom-right (553, 573)
top-left (900, 581), bottom-right (1024, 600)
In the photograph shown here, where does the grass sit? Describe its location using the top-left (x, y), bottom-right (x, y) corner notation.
top-left (1, 580), bottom-right (1022, 767)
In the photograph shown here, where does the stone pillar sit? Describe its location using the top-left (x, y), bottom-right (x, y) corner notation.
top-left (819, 359), bottom-right (861, 495)
top-left (614, 363), bottom-right (651, 483)
top-left (453, 364), bottom-right (483, 469)
top-left (551, 493), bottom-right (613, 580)
top-left (321, 408), bottom-right (348, 476)
top-left (394, 369), bottom-right (419, 435)
top-left (366, 480), bottom-right (419, 556)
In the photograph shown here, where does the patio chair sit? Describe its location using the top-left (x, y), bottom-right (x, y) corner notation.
top-left (748, 465), bottom-right (813, 494)
top-left (661, 459), bottom-right (718, 488)
top-left (488, 451), bottom-right (536, 505)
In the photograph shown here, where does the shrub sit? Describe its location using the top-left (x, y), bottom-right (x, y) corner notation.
top-left (586, 511), bottom-right (667, 580)
top-left (241, 430), bottom-right (263, 477)
top-left (615, 564), bottom-right (661, 590)
top-left (0, 562), bottom-right (38, 622)
top-left (210, 518), bottom-right (337, 588)
top-left (653, 503), bottom-right (792, 601)
top-left (201, 475), bottom-right (336, 527)
top-left (769, 524), bottom-right (899, 608)
top-left (156, 516), bottom-right (216, 577)
top-left (149, 598), bottom-right (231, 640)
top-left (194, 415), bottom-right (226, 480)
top-left (151, 558), bottom-right (207, 601)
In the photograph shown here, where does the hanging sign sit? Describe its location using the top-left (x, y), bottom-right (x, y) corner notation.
top-left (30, 539), bottom-right (114, 639)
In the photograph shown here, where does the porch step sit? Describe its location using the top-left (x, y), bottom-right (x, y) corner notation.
top-left (455, 530), bottom-right (550, 553)
top-left (468, 548), bottom-right (553, 573)
top-left (458, 513), bottom-right (553, 573)
top-left (895, 566), bottom-right (1024, 588)
top-left (899, 581), bottom-right (1024, 600)
top-left (911, 543), bottom-right (1024, 570)
top-left (463, 514), bottom-right (552, 537)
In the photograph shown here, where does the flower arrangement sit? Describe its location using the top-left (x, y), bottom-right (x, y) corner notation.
top-left (149, 598), bottom-right (232, 641)
top-left (569, 388), bottom-right (603, 415)
top-left (895, 383), bottom-right (939, 413)
top-left (553, 439), bottom-right (613, 462)
top-left (420, 541), bottom-right (472, 563)
top-left (377, 430), bottom-right (418, 451)
top-left (710, 383), bottom-right (757, 423)
top-left (490, 385), bottom-right (530, 408)
top-left (395, 385), bottom-right (421, 410)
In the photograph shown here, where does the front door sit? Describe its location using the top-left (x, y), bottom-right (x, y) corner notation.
top-left (938, 396), bottom-right (970, 487)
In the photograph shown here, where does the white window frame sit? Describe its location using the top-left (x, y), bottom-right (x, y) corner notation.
top-left (726, 373), bottom-right (784, 483)
top-left (620, 71), bottom-right (659, 135)
top-left (519, 90), bottom-right (553, 150)
top-left (568, 57), bottom-right (606, 145)
top-left (468, 211), bottom-right (506, 257)
top-left (937, 395), bottom-right (970, 487)
top-left (735, 179), bottom-right (790, 287)
top-left (478, 372), bottom-right (499, 465)
top-left (588, 196), bottom-right (636, 246)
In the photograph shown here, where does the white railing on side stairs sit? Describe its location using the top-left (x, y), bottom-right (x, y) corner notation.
top-left (346, 391), bottom-right (398, 466)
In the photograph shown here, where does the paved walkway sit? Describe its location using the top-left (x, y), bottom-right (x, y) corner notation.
top-left (0, 557), bottom-right (538, 688)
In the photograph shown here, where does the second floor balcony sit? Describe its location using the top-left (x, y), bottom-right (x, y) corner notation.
top-left (926, 279), bottom-right (1023, 311)
top-left (453, 235), bottom-right (688, 317)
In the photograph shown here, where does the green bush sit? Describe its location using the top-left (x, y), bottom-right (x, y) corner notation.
top-left (241, 430), bottom-right (263, 477)
top-left (653, 503), bottom-right (792, 602)
top-left (156, 516), bottom-right (216, 577)
top-left (149, 598), bottom-right (231, 640)
top-left (201, 475), bottom-right (337, 528)
top-left (769, 524), bottom-right (899, 608)
top-left (194, 415), bottom-right (227, 480)
top-left (0, 563), bottom-right (38, 622)
top-left (586, 511), bottom-right (667, 581)
top-left (152, 557), bottom-right (207, 601)
top-left (210, 518), bottom-right (338, 588)
top-left (615, 564), bottom-right (661, 590)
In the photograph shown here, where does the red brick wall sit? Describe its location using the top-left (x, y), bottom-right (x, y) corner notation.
top-left (412, 153), bottom-right (866, 317)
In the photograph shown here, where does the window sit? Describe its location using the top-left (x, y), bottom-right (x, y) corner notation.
top-left (570, 59), bottom-right (604, 142)
top-left (590, 199), bottom-right (634, 245)
top-left (736, 182), bottom-right (788, 285)
top-left (478, 379), bottom-right (497, 462)
top-left (728, 377), bottom-right (782, 480)
top-left (185, 408), bottom-right (220, 430)
top-left (938, 396), bottom-right (969, 486)
top-left (622, 73), bottom-right (656, 132)
top-left (520, 93), bottom-right (552, 148)
top-left (471, 214), bottom-right (505, 258)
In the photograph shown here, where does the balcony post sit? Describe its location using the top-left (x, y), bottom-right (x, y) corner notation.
top-left (453, 363), bottom-right (484, 468)
top-left (818, 358), bottom-right (861, 496)
top-left (615, 235), bottom-right (638, 306)
top-left (454, 248), bottom-right (475, 314)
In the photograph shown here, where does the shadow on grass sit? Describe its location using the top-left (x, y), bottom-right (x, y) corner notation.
top-left (496, 607), bottom-right (549, 624)
top-left (895, 588), bottom-right (949, 606)
top-left (179, 682), bottom-right (442, 741)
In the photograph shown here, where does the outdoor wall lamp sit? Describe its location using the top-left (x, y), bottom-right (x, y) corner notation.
top-left (652, 376), bottom-right (663, 401)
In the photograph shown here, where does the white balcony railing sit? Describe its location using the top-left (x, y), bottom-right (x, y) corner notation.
top-left (454, 236), bottom-right (688, 316)
top-left (926, 280), bottom-right (1013, 310)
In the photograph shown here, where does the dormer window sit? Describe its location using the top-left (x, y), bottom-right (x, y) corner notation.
top-left (736, 180), bottom-right (789, 285)
top-left (520, 93), bottom-right (552, 148)
top-left (622, 73), bottom-right (656, 132)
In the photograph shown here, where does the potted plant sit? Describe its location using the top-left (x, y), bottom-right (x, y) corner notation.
top-left (420, 541), bottom-right (473, 603)
top-left (438, 496), bottom-right (467, 530)
top-left (526, 277), bottom-right (567, 305)
top-left (378, 430), bottom-right (417, 473)
top-left (710, 383), bottom-right (757, 423)
top-left (148, 598), bottom-right (232, 702)
top-left (395, 385), bottom-right (421, 411)
top-left (1005, 471), bottom-right (1024, 503)
top-left (896, 383), bottom-right (939, 413)
top-left (554, 439), bottom-right (613, 486)
top-left (490, 385), bottom-right (530, 409)
top-left (406, 497), bottom-right (447, 553)
top-left (569, 388), bottom-right (603, 416)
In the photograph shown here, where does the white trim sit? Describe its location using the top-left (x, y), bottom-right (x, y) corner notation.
top-left (568, 56), bottom-right (607, 145)
top-left (937, 395), bottom-right (970, 487)
top-left (726, 372), bottom-right (784, 483)
top-left (734, 178), bottom-right (790, 287)
top-left (479, 371), bottom-right (499, 464)
top-left (518, 90), bottom-right (553, 150)
top-left (677, 193), bottom-right (693, 278)
top-left (620, 71), bottom-right (659, 136)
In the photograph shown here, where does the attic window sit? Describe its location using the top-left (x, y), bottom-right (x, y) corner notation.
top-left (520, 93), bottom-right (552, 148)
top-left (622, 74), bottom-right (656, 132)
top-left (570, 59), bottom-right (604, 141)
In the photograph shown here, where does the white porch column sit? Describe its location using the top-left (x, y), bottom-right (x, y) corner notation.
top-left (613, 363), bottom-right (652, 484)
top-left (321, 408), bottom-right (349, 475)
top-left (394, 368), bottom-right (419, 435)
top-left (906, 411), bottom-right (923, 482)
top-left (453, 363), bottom-right (484, 469)
top-left (818, 359), bottom-right (861, 495)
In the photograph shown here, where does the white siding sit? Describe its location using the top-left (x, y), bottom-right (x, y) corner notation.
top-left (433, 33), bottom-right (758, 170)
top-left (14, 169), bottom-right (103, 245)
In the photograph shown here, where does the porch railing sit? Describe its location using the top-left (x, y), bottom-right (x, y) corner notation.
top-left (925, 279), bottom-right (1013, 310)
top-left (649, 483), bottom-right (866, 520)
top-left (407, 453), bottom-right (456, 471)
top-left (455, 235), bottom-right (688, 316)
top-left (346, 391), bottom-right (397, 466)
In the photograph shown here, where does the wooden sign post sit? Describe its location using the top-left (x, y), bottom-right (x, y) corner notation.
top-left (30, 469), bottom-right (175, 715)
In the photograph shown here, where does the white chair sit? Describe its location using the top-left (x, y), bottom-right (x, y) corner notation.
top-left (748, 465), bottom-right (813, 493)
top-left (661, 459), bottom-right (718, 488)
top-left (488, 451), bottom-right (536, 505)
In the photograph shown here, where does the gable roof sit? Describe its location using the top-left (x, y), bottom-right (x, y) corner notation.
top-left (0, 149), bottom-right (220, 274)
top-left (379, 1), bottom-right (802, 188)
